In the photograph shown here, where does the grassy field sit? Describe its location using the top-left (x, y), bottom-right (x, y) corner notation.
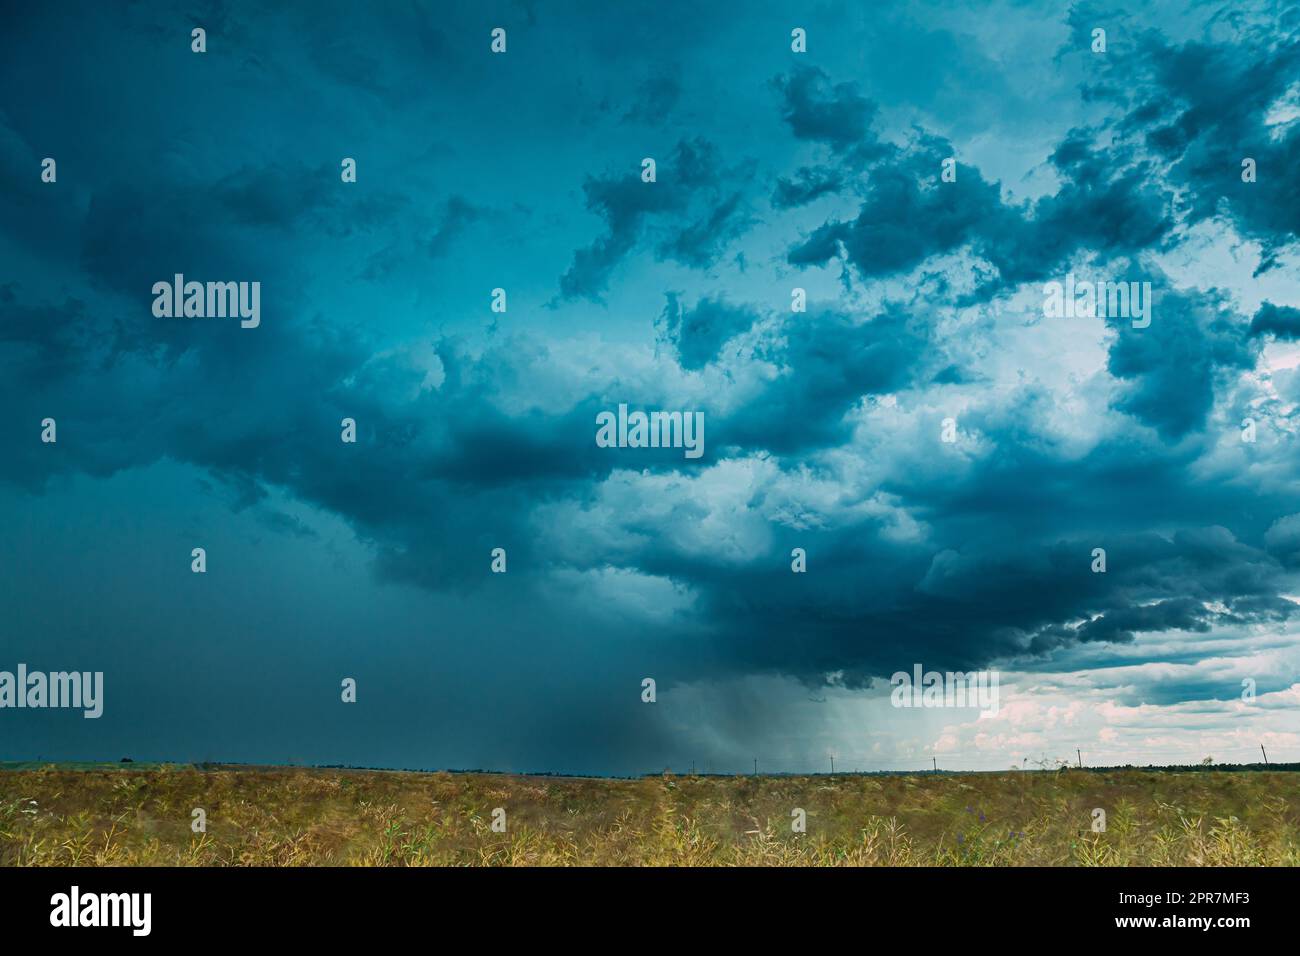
top-left (2, 764), bottom-right (1298, 866)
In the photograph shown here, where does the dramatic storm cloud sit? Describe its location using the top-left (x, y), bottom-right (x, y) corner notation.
top-left (2, 0), bottom-right (1299, 774)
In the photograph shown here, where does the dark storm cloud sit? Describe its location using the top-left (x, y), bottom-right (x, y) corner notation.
top-left (786, 144), bottom-right (1011, 285)
top-left (571, 435), bottom-right (1300, 687)
top-left (774, 65), bottom-right (879, 153)
top-left (783, 110), bottom-right (1173, 301)
top-left (995, 135), bottom-right (1173, 287)
top-left (1106, 287), bottom-right (1257, 439)
top-left (1248, 302), bottom-right (1300, 340)
top-left (719, 304), bottom-right (932, 455)
top-left (1082, 12), bottom-right (1300, 271)
top-left (771, 165), bottom-right (845, 209)
top-left (656, 190), bottom-right (755, 269)
top-left (658, 294), bottom-right (759, 371)
top-left (559, 138), bottom-right (756, 300)
top-left (1264, 514), bottom-right (1300, 567)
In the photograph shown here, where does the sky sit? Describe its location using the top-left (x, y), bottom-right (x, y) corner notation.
top-left (2, 0), bottom-right (1300, 775)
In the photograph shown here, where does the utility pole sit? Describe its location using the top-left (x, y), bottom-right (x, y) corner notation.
top-left (1077, 749), bottom-right (1083, 769)
top-left (753, 757), bottom-right (758, 776)
top-left (830, 755), bottom-right (835, 775)
top-left (932, 757), bottom-right (937, 773)
top-left (1261, 744), bottom-right (1270, 766)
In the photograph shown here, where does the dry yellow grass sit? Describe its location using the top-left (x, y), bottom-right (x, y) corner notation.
top-left (2, 764), bottom-right (1297, 866)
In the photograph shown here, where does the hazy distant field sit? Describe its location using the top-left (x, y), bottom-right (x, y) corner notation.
top-left (3, 765), bottom-right (1298, 866)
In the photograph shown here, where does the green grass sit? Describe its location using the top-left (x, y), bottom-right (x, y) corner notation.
top-left (2, 764), bottom-right (1298, 865)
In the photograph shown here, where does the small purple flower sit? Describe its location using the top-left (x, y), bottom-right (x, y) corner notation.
top-left (957, 833), bottom-right (964, 843)
top-left (979, 812), bottom-right (986, 822)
